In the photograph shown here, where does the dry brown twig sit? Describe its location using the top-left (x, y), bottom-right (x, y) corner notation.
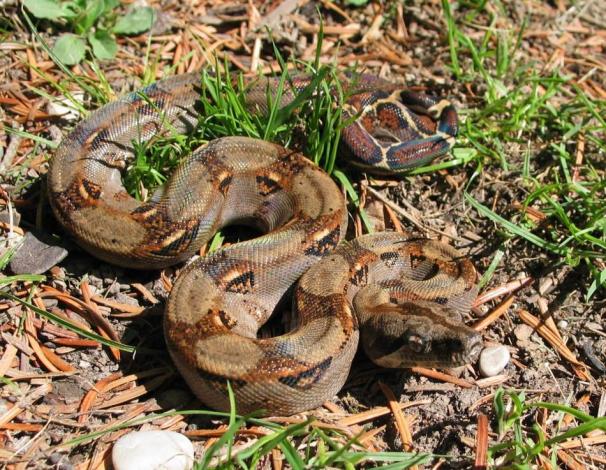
top-left (378, 382), bottom-right (415, 454)
top-left (518, 309), bottom-right (591, 381)
top-left (473, 413), bottom-right (489, 470)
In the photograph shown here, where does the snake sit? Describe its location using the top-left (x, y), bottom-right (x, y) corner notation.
top-left (48, 72), bottom-right (483, 415)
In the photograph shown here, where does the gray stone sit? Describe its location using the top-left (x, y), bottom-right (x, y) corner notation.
top-left (87, 274), bottom-right (104, 289)
top-left (105, 282), bottom-right (122, 295)
top-left (479, 346), bottom-right (511, 377)
top-left (9, 231), bottom-right (68, 274)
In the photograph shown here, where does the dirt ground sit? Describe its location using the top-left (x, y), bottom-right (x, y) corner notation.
top-left (1, 0), bottom-right (605, 468)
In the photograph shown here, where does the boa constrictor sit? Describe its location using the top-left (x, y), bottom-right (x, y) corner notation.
top-left (48, 73), bottom-right (482, 415)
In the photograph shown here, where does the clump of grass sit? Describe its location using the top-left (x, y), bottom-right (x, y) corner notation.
top-left (441, 0), bottom-right (606, 299)
top-left (124, 25), bottom-right (374, 231)
top-left (122, 62), bottom-right (339, 199)
top-left (125, 126), bottom-right (194, 201)
top-left (127, 60), bottom-right (348, 186)
top-left (490, 388), bottom-right (606, 467)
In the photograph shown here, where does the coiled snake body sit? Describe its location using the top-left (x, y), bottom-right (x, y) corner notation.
top-left (49, 73), bottom-right (482, 415)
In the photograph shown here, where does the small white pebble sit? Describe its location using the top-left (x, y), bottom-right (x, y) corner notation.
top-left (46, 91), bottom-right (85, 121)
top-left (557, 320), bottom-right (568, 330)
top-left (112, 430), bottom-right (194, 470)
top-left (479, 346), bottom-right (510, 377)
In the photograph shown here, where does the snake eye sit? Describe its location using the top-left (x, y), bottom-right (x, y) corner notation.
top-left (405, 333), bottom-right (426, 353)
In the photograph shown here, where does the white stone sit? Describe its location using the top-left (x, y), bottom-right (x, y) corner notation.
top-left (478, 346), bottom-right (510, 377)
top-left (46, 91), bottom-right (85, 121)
top-left (112, 430), bottom-right (194, 470)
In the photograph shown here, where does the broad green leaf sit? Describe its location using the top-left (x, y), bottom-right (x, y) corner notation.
top-left (52, 34), bottom-right (86, 65)
top-left (104, 0), bottom-right (121, 13)
top-left (23, 0), bottom-right (67, 20)
top-left (113, 7), bottom-right (155, 35)
top-left (80, 0), bottom-right (106, 32)
top-left (60, 2), bottom-right (79, 18)
top-left (88, 30), bottom-right (117, 60)
top-left (344, 0), bottom-right (369, 5)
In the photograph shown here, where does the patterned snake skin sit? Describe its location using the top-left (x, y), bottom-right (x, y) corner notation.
top-left (48, 73), bottom-right (483, 415)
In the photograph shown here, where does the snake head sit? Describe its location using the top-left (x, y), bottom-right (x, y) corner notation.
top-left (359, 301), bottom-right (483, 369)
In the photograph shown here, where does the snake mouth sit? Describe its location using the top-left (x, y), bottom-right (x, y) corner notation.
top-left (447, 331), bottom-right (483, 366)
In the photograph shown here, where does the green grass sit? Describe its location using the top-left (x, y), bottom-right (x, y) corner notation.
top-left (54, 383), bottom-right (437, 469)
top-left (22, 11), bottom-right (109, 108)
top-left (441, 0), bottom-right (606, 299)
top-left (122, 30), bottom-right (374, 230)
top-left (47, 383), bottom-right (604, 469)
top-left (125, 56), bottom-right (351, 195)
top-left (438, 4), bottom-right (606, 463)
top-left (490, 388), bottom-right (606, 468)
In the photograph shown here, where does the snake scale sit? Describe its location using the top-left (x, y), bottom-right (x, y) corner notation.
top-left (48, 72), bottom-right (483, 415)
